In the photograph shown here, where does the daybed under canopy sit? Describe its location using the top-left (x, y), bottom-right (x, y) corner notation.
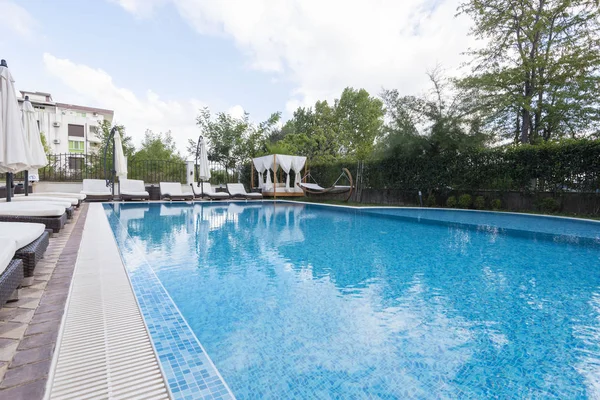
top-left (252, 154), bottom-right (307, 197)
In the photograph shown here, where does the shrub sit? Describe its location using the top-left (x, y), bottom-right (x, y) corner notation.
top-left (538, 197), bottom-right (560, 213)
top-left (458, 194), bottom-right (473, 209)
top-left (473, 196), bottom-right (485, 210)
top-left (446, 196), bottom-right (457, 208)
top-left (491, 198), bottom-right (502, 210)
top-left (426, 193), bottom-right (436, 207)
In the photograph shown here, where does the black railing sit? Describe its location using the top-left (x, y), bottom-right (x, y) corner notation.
top-left (38, 154), bottom-right (187, 184)
top-left (35, 154), bottom-right (247, 185)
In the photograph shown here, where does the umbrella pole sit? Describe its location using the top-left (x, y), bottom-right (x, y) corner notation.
top-left (24, 171), bottom-right (28, 196)
top-left (112, 135), bottom-right (116, 198)
top-left (5, 173), bottom-right (11, 202)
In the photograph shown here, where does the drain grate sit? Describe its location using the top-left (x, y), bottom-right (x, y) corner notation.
top-left (48, 204), bottom-right (170, 400)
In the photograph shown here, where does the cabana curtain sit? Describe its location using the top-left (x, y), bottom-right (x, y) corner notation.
top-left (252, 155), bottom-right (307, 192)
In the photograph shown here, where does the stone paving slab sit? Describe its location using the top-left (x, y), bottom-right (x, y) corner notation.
top-left (0, 204), bottom-right (88, 400)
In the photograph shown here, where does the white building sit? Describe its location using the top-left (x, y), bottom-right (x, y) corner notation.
top-left (18, 91), bottom-right (114, 155)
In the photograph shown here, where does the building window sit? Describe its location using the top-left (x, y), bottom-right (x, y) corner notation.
top-left (68, 140), bottom-right (85, 154)
top-left (68, 124), bottom-right (84, 137)
top-left (68, 157), bottom-right (84, 170)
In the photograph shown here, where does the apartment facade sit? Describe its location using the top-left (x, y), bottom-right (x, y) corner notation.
top-left (18, 91), bottom-right (114, 155)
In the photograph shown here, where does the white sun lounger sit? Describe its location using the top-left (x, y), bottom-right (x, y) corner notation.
top-left (0, 222), bottom-right (50, 286)
top-left (0, 203), bottom-right (68, 232)
top-left (0, 198), bottom-right (75, 219)
top-left (0, 239), bottom-right (23, 306)
top-left (160, 182), bottom-right (194, 201)
top-left (10, 194), bottom-right (79, 206)
top-left (190, 182), bottom-right (230, 200)
top-left (81, 179), bottom-right (113, 201)
top-left (119, 179), bottom-right (150, 201)
top-left (226, 183), bottom-right (263, 199)
top-left (29, 192), bottom-right (86, 201)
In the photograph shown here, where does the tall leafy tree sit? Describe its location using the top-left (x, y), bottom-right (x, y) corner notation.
top-left (335, 88), bottom-right (384, 159)
top-left (379, 69), bottom-right (490, 157)
top-left (458, 0), bottom-right (600, 143)
top-left (275, 87), bottom-right (384, 161)
top-left (94, 120), bottom-right (135, 158)
top-left (189, 107), bottom-right (280, 170)
top-left (133, 129), bottom-right (183, 162)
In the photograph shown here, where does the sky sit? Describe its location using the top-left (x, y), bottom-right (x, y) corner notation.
top-left (0, 0), bottom-right (474, 156)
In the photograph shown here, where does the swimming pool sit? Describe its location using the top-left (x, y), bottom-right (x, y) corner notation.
top-left (105, 202), bottom-right (600, 399)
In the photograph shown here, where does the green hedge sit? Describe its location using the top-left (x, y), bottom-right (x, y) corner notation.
top-left (307, 139), bottom-right (600, 193)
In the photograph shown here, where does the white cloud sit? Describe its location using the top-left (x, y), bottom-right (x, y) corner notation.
top-left (43, 53), bottom-right (205, 157)
top-left (0, 0), bottom-right (37, 39)
top-left (109, 0), bottom-right (168, 18)
top-left (227, 105), bottom-right (245, 119)
top-left (113, 0), bottom-right (475, 113)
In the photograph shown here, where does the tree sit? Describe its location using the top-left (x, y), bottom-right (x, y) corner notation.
top-left (93, 120), bottom-right (135, 157)
top-left (39, 131), bottom-right (51, 155)
top-left (378, 68), bottom-right (490, 157)
top-left (133, 129), bottom-right (183, 162)
top-left (334, 88), bottom-right (384, 159)
top-left (458, 0), bottom-right (600, 143)
top-left (273, 87), bottom-right (384, 162)
top-left (188, 107), bottom-right (281, 168)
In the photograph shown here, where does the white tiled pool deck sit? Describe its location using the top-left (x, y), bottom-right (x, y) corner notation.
top-left (47, 203), bottom-right (234, 400)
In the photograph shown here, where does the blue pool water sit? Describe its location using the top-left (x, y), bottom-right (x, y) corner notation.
top-left (106, 202), bottom-right (600, 399)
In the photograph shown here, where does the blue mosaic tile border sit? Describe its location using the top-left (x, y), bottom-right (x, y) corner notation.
top-left (104, 206), bottom-right (235, 400)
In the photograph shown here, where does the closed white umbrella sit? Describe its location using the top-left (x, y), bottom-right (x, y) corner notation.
top-left (198, 136), bottom-right (211, 181)
top-left (0, 61), bottom-right (29, 174)
top-left (22, 96), bottom-right (48, 170)
top-left (0, 60), bottom-right (30, 201)
top-left (114, 130), bottom-right (127, 178)
top-left (196, 136), bottom-right (211, 198)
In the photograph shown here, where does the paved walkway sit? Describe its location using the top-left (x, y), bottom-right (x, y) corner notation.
top-left (0, 204), bottom-right (88, 400)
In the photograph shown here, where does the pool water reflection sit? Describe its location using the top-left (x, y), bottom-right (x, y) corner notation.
top-left (107, 202), bottom-right (600, 399)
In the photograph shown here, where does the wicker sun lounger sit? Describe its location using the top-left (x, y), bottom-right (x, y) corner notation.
top-left (81, 179), bottom-right (113, 201)
top-left (0, 223), bottom-right (51, 286)
top-left (0, 259), bottom-right (23, 306)
top-left (14, 230), bottom-right (51, 279)
top-left (0, 241), bottom-right (24, 306)
top-left (226, 183), bottom-right (263, 199)
top-left (190, 182), bottom-right (231, 200)
top-left (119, 178), bottom-right (150, 201)
top-left (160, 182), bottom-right (194, 201)
top-left (0, 202), bottom-right (67, 233)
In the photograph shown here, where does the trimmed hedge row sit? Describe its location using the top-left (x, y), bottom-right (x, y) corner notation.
top-left (308, 139), bottom-right (600, 193)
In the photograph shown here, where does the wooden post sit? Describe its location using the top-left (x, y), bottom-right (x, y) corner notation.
top-left (251, 162), bottom-right (254, 190)
top-left (273, 154), bottom-right (277, 199)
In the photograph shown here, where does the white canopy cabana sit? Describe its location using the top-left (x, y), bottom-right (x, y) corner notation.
top-left (251, 154), bottom-right (307, 197)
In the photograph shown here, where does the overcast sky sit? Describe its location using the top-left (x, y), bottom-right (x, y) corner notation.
top-left (1, 0), bottom-right (474, 154)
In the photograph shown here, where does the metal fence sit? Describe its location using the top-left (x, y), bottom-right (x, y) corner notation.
top-left (35, 153), bottom-right (187, 184)
top-left (27, 154), bottom-right (242, 185)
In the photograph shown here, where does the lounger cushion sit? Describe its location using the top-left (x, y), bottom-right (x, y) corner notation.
top-left (160, 182), bottom-right (193, 197)
top-left (121, 191), bottom-right (149, 197)
top-left (0, 239), bottom-right (16, 276)
top-left (227, 183), bottom-right (262, 198)
top-left (30, 192), bottom-right (87, 200)
top-left (201, 183), bottom-right (230, 198)
top-left (0, 203), bottom-right (66, 217)
top-left (10, 195), bottom-right (78, 206)
top-left (81, 179), bottom-right (111, 195)
top-left (0, 222), bottom-right (45, 248)
top-left (120, 179), bottom-right (148, 196)
top-left (82, 192), bottom-right (113, 197)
